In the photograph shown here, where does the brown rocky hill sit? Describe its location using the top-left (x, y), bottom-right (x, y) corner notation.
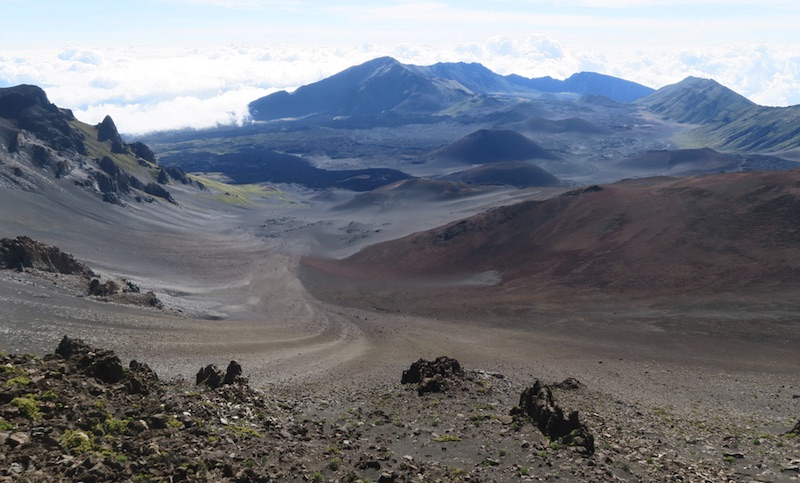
top-left (302, 169), bottom-right (800, 301)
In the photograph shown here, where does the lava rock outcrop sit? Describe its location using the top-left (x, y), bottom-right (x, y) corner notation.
top-left (514, 379), bottom-right (595, 454)
top-left (0, 236), bottom-right (93, 276)
top-left (401, 356), bottom-right (463, 395)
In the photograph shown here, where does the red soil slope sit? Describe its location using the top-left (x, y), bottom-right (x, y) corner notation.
top-left (303, 170), bottom-right (800, 300)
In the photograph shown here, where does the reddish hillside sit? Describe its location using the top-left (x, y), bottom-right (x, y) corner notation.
top-left (302, 170), bottom-right (800, 301)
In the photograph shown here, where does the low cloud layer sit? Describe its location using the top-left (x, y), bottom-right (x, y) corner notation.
top-left (2, 39), bottom-right (798, 135)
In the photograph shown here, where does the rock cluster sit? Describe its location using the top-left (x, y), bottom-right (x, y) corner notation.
top-left (0, 84), bottom-right (191, 207)
top-left (0, 344), bottom-right (797, 481)
top-left (0, 236), bottom-right (93, 276)
top-left (0, 85), bottom-right (86, 155)
top-left (400, 356), bottom-right (463, 395)
top-left (514, 379), bottom-right (595, 454)
top-left (55, 336), bottom-right (125, 384)
top-left (0, 235), bottom-right (163, 309)
top-left (196, 361), bottom-right (247, 389)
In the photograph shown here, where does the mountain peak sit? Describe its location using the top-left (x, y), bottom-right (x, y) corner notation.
top-left (0, 84), bottom-right (59, 119)
top-left (96, 115), bottom-right (126, 154)
top-left (638, 76), bottom-right (755, 124)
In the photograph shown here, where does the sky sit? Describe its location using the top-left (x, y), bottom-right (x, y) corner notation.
top-left (1, 0), bottom-right (799, 134)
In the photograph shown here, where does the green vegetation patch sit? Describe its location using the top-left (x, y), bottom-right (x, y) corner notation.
top-left (328, 457), bottom-right (341, 471)
top-left (5, 376), bottom-right (31, 388)
top-left (11, 396), bottom-right (40, 419)
top-left (0, 418), bottom-right (15, 431)
top-left (194, 176), bottom-right (284, 206)
top-left (433, 435), bottom-right (462, 443)
top-left (60, 429), bottom-right (96, 454)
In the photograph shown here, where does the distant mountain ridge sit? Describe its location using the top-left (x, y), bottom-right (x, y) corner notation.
top-left (638, 77), bottom-right (800, 152)
top-left (248, 57), bottom-right (655, 121)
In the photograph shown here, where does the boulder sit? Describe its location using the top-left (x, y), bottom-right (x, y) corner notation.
top-left (196, 364), bottom-right (225, 389)
top-left (401, 356), bottom-right (463, 395)
top-left (164, 166), bottom-right (192, 185)
top-left (55, 335), bottom-right (125, 384)
top-left (157, 168), bottom-right (170, 184)
top-left (88, 278), bottom-right (120, 296)
top-left (97, 156), bottom-right (130, 193)
top-left (401, 356), bottom-right (463, 384)
top-left (514, 379), bottom-right (594, 454)
top-left (143, 183), bottom-right (176, 204)
top-left (129, 141), bottom-right (156, 164)
top-left (126, 360), bottom-right (159, 395)
top-left (223, 361), bottom-right (245, 386)
top-left (197, 361), bottom-right (247, 389)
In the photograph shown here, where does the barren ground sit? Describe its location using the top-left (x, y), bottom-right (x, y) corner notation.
top-left (0, 180), bottom-right (798, 481)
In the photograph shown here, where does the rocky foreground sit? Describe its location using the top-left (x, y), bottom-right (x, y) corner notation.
top-left (0, 338), bottom-right (798, 482)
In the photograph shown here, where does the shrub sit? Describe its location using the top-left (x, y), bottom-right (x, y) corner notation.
top-left (5, 376), bottom-right (31, 388)
top-left (60, 430), bottom-right (95, 454)
top-left (11, 396), bottom-right (40, 419)
top-left (328, 457), bottom-right (341, 471)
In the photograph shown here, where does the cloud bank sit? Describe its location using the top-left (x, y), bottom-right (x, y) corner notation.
top-left (2, 39), bottom-right (799, 135)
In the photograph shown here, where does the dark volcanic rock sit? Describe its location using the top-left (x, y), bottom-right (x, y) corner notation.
top-left (401, 356), bottom-right (463, 384)
top-left (88, 278), bottom-right (120, 296)
top-left (223, 361), bottom-right (245, 386)
top-left (127, 360), bottom-right (159, 395)
top-left (129, 141), bottom-right (156, 164)
top-left (401, 356), bottom-right (463, 395)
top-left (514, 379), bottom-right (594, 454)
top-left (197, 361), bottom-right (247, 389)
top-left (96, 115), bottom-right (126, 154)
top-left (164, 166), bottom-right (192, 184)
top-left (0, 236), bottom-right (93, 276)
top-left (0, 85), bottom-right (86, 155)
top-left (143, 182), bottom-right (176, 204)
top-left (55, 335), bottom-right (125, 384)
top-left (157, 168), bottom-right (169, 184)
top-left (97, 156), bottom-right (131, 193)
top-left (93, 170), bottom-right (117, 194)
top-left (196, 364), bottom-right (225, 389)
top-left (0, 84), bottom-right (57, 119)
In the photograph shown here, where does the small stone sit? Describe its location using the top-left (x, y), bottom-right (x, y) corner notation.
top-left (129, 419), bottom-right (149, 432)
top-left (8, 432), bottom-right (29, 448)
top-left (9, 462), bottom-right (23, 475)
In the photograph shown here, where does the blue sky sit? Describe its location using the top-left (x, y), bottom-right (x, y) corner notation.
top-left (2, 1), bottom-right (799, 133)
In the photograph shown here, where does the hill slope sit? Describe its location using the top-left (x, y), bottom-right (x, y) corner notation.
top-left (248, 57), bottom-right (472, 121)
top-left (429, 129), bottom-right (560, 164)
top-left (638, 77), bottom-right (800, 152)
top-left (303, 169), bottom-right (800, 300)
top-left (0, 84), bottom-right (200, 206)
